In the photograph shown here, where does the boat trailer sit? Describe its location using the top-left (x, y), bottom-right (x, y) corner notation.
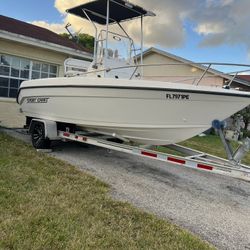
top-left (29, 118), bottom-right (250, 182)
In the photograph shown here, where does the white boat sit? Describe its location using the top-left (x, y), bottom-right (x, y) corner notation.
top-left (17, 0), bottom-right (250, 145)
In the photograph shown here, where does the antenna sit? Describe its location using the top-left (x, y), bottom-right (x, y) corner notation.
top-left (65, 23), bottom-right (77, 42)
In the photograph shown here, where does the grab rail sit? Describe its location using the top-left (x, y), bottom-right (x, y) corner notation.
top-left (69, 62), bottom-right (250, 87)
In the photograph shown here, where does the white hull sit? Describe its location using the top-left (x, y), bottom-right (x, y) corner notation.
top-left (18, 77), bottom-right (250, 145)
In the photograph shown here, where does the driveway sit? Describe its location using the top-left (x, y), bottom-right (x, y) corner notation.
top-left (2, 128), bottom-right (250, 250)
top-left (0, 98), bottom-right (25, 128)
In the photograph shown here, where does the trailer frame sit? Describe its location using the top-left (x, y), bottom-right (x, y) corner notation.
top-left (28, 118), bottom-right (250, 182)
top-left (57, 129), bottom-right (250, 182)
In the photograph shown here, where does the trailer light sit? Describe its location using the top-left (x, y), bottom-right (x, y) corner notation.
top-left (167, 157), bottom-right (185, 165)
top-left (63, 132), bottom-right (70, 137)
top-left (141, 151), bottom-right (157, 158)
top-left (197, 164), bottom-right (213, 171)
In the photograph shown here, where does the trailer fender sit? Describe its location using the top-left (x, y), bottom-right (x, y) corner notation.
top-left (29, 119), bottom-right (58, 140)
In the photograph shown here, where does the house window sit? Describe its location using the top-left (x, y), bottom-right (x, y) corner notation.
top-left (0, 54), bottom-right (58, 98)
top-left (31, 62), bottom-right (57, 79)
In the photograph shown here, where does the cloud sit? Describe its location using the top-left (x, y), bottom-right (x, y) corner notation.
top-left (122, 0), bottom-right (200, 47)
top-left (31, 21), bottom-right (66, 34)
top-left (31, 0), bottom-right (92, 35)
top-left (33, 0), bottom-right (250, 55)
top-left (136, 0), bottom-right (250, 53)
top-left (54, 0), bottom-right (85, 14)
top-left (195, 23), bottom-right (227, 35)
top-left (189, 0), bottom-right (250, 51)
top-left (54, 0), bottom-right (103, 35)
top-left (36, 0), bottom-right (200, 48)
top-left (53, 0), bottom-right (199, 48)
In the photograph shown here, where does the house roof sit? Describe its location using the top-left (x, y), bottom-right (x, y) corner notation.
top-left (0, 15), bottom-right (91, 54)
top-left (237, 75), bottom-right (250, 82)
top-left (141, 47), bottom-right (250, 87)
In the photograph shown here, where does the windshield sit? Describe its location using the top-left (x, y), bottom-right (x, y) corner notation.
top-left (97, 30), bottom-right (134, 64)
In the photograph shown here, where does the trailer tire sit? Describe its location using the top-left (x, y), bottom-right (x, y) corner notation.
top-left (31, 121), bottom-right (51, 149)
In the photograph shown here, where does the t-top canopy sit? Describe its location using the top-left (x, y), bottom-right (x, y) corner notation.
top-left (66, 0), bottom-right (155, 25)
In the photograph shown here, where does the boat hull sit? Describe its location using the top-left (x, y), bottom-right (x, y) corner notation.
top-left (18, 77), bottom-right (250, 145)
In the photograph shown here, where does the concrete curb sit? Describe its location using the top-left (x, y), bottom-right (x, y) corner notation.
top-left (0, 97), bottom-right (16, 103)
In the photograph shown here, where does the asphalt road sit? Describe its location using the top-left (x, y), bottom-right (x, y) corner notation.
top-left (3, 128), bottom-right (250, 250)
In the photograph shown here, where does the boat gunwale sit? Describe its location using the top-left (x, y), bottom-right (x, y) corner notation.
top-left (17, 84), bottom-right (250, 104)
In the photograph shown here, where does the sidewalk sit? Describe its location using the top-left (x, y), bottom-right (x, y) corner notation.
top-left (0, 98), bottom-right (25, 128)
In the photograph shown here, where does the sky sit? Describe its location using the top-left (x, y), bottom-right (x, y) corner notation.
top-left (1, 0), bottom-right (250, 73)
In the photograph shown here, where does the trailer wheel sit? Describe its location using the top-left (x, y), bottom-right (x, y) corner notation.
top-left (31, 122), bottom-right (51, 149)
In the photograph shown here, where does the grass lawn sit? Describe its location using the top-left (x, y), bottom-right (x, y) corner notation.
top-left (156, 135), bottom-right (250, 165)
top-left (180, 135), bottom-right (250, 165)
top-left (0, 132), bottom-right (214, 250)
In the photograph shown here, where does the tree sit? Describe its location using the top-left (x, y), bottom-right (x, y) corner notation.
top-left (232, 105), bottom-right (250, 137)
top-left (77, 33), bottom-right (94, 51)
top-left (240, 106), bottom-right (250, 135)
top-left (60, 33), bottom-right (94, 51)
